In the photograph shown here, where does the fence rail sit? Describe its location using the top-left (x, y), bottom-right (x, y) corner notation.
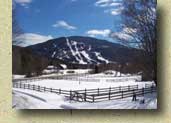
top-left (12, 73), bottom-right (88, 83)
top-left (13, 74), bottom-right (142, 83)
top-left (13, 82), bottom-right (156, 102)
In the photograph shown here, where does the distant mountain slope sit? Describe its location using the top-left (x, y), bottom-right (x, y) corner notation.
top-left (28, 36), bottom-right (139, 64)
top-left (12, 45), bottom-right (94, 75)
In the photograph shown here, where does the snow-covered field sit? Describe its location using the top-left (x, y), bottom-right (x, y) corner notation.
top-left (12, 88), bottom-right (157, 109)
top-left (22, 79), bottom-right (153, 90)
top-left (13, 69), bottom-right (92, 79)
top-left (12, 70), bottom-right (157, 109)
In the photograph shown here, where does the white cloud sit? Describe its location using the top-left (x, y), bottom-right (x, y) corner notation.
top-left (110, 2), bottom-right (122, 6)
top-left (110, 7), bottom-right (123, 15)
top-left (86, 29), bottom-right (111, 37)
top-left (110, 27), bottom-right (137, 41)
top-left (95, 0), bottom-right (122, 7)
top-left (110, 32), bottom-right (133, 40)
top-left (71, 0), bottom-right (77, 2)
top-left (14, 0), bottom-right (32, 7)
top-left (104, 7), bottom-right (124, 15)
top-left (14, 33), bottom-right (53, 47)
top-left (52, 20), bottom-right (77, 30)
top-left (95, 0), bottom-right (123, 16)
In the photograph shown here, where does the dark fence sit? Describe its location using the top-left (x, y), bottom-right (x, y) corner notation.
top-left (13, 82), bottom-right (156, 102)
top-left (13, 74), bottom-right (141, 83)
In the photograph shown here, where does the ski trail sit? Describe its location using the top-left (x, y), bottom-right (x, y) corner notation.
top-left (66, 38), bottom-right (80, 62)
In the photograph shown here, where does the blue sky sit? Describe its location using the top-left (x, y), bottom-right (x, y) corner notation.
top-left (13, 0), bottom-right (125, 46)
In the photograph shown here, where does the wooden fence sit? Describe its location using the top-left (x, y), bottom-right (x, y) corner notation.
top-left (13, 74), bottom-right (141, 83)
top-left (13, 82), bottom-right (156, 102)
top-left (12, 73), bottom-right (88, 83)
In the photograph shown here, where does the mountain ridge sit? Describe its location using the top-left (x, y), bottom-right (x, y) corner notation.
top-left (27, 36), bottom-right (139, 65)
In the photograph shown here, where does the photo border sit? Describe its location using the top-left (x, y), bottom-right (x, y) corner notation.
top-left (0, 0), bottom-right (171, 122)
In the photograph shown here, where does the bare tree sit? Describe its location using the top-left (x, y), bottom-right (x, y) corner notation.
top-left (110, 0), bottom-right (157, 83)
top-left (12, 2), bottom-right (24, 45)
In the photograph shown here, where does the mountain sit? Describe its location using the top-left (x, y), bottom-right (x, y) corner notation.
top-left (13, 45), bottom-right (95, 75)
top-left (28, 36), bottom-right (139, 64)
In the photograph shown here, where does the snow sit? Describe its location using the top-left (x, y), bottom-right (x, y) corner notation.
top-left (94, 52), bottom-right (109, 64)
top-left (88, 45), bottom-right (91, 51)
top-left (42, 65), bottom-right (58, 74)
top-left (66, 38), bottom-right (79, 60)
top-left (65, 38), bottom-right (113, 64)
top-left (68, 93), bottom-right (157, 109)
top-left (46, 65), bottom-right (55, 69)
top-left (12, 88), bottom-right (67, 109)
top-left (42, 69), bottom-right (55, 74)
top-left (12, 88), bottom-right (157, 109)
top-left (73, 40), bottom-right (87, 64)
top-left (81, 50), bottom-right (96, 63)
top-left (40, 69), bottom-right (92, 77)
top-left (51, 51), bottom-right (56, 58)
top-left (66, 38), bottom-right (87, 64)
top-left (12, 71), bottom-right (156, 109)
top-left (22, 79), bottom-right (153, 90)
top-left (59, 69), bottom-right (91, 75)
top-left (13, 75), bottom-right (25, 79)
top-left (53, 43), bottom-right (57, 48)
top-left (60, 64), bottom-right (67, 69)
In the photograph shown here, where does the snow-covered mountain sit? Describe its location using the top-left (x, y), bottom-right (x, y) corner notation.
top-left (28, 36), bottom-right (138, 64)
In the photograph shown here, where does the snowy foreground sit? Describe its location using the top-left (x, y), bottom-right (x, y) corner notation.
top-left (13, 88), bottom-right (157, 109)
top-left (12, 71), bottom-right (157, 109)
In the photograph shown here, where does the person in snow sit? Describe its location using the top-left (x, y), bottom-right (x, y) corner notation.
top-left (132, 92), bottom-right (137, 101)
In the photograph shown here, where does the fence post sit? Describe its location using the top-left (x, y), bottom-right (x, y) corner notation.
top-left (44, 87), bottom-right (46, 92)
top-left (50, 88), bottom-right (52, 92)
top-left (59, 89), bottom-right (61, 94)
top-left (70, 90), bottom-right (72, 101)
top-left (119, 86), bottom-right (121, 92)
top-left (151, 85), bottom-right (153, 93)
top-left (128, 85), bottom-right (130, 91)
top-left (122, 91), bottom-right (123, 98)
top-left (77, 92), bottom-right (79, 101)
top-left (38, 86), bottom-right (40, 91)
top-left (92, 95), bottom-right (94, 102)
top-left (33, 85), bottom-right (35, 90)
top-left (85, 89), bottom-right (87, 101)
top-left (142, 87), bottom-right (144, 96)
top-left (133, 89), bottom-right (135, 97)
top-left (98, 88), bottom-right (99, 96)
top-left (109, 91), bottom-right (111, 100)
top-left (109, 87), bottom-right (111, 100)
top-left (28, 84), bottom-right (30, 89)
